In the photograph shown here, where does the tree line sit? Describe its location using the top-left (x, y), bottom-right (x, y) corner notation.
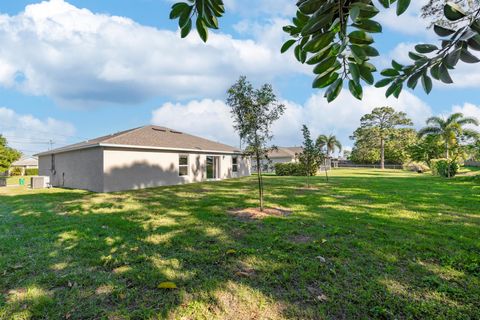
top-left (349, 107), bottom-right (480, 168)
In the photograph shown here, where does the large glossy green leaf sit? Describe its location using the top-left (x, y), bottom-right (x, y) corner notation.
top-left (348, 80), bottom-right (363, 100)
top-left (170, 2), bottom-right (190, 19)
top-left (396, 0), bottom-right (411, 16)
top-left (430, 63), bottom-right (441, 80)
top-left (433, 24), bottom-right (456, 37)
top-left (281, 39), bottom-right (296, 53)
top-left (325, 78), bottom-right (343, 102)
top-left (349, 63), bottom-right (360, 84)
top-left (380, 68), bottom-right (399, 77)
top-left (313, 56), bottom-right (337, 74)
top-left (375, 77), bottom-right (394, 88)
top-left (353, 20), bottom-right (382, 33)
top-left (350, 45), bottom-right (366, 63)
top-left (446, 48), bottom-right (461, 67)
top-left (196, 18), bottom-right (208, 42)
top-left (460, 48), bottom-right (480, 63)
top-left (471, 19), bottom-right (480, 33)
top-left (406, 72), bottom-right (422, 89)
top-left (363, 46), bottom-right (379, 57)
top-left (467, 35), bottom-right (480, 51)
top-left (359, 64), bottom-right (374, 84)
top-left (312, 72), bottom-right (339, 89)
top-left (348, 31), bottom-right (374, 45)
top-left (180, 19), bottom-right (192, 38)
top-left (306, 44), bottom-right (333, 65)
top-left (444, 2), bottom-right (466, 21)
top-left (415, 44), bottom-right (438, 54)
top-left (391, 60), bottom-right (403, 70)
top-left (439, 64), bottom-right (453, 83)
top-left (304, 32), bottom-right (335, 52)
top-left (298, 0), bottom-right (324, 15)
top-left (421, 73), bottom-right (432, 94)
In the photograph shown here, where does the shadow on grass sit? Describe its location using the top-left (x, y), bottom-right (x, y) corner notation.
top-left (0, 170), bottom-right (479, 319)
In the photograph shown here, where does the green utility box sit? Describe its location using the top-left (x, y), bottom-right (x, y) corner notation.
top-left (19, 178), bottom-right (25, 186)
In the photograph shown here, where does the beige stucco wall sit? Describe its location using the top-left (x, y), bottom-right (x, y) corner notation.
top-left (39, 147), bottom-right (250, 192)
top-left (102, 147), bottom-right (250, 192)
top-left (38, 147), bottom-right (104, 192)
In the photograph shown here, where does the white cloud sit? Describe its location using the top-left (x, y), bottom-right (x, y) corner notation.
top-left (0, 0), bottom-right (302, 106)
top-left (151, 87), bottom-right (433, 152)
top-left (377, 0), bottom-right (431, 37)
top-left (0, 107), bottom-right (76, 154)
top-left (451, 103), bottom-right (480, 131)
top-left (151, 99), bottom-right (239, 147)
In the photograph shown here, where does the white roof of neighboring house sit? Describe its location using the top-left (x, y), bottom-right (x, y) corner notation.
top-left (11, 156), bottom-right (38, 167)
top-left (267, 147), bottom-right (303, 159)
top-left (35, 125), bottom-right (242, 156)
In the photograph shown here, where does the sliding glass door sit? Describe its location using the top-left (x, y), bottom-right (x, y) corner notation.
top-left (206, 156), bottom-right (219, 179)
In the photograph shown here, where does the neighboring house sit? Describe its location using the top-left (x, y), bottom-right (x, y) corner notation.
top-left (36, 125), bottom-right (250, 192)
top-left (9, 156), bottom-right (38, 175)
top-left (253, 147), bottom-right (303, 172)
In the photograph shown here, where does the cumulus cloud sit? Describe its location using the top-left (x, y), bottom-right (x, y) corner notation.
top-left (377, 0), bottom-right (431, 37)
top-left (0, 0), bottom-right (302, 106)
top-left (151, 87), bottom-right (433, 151)
top-left (0, 107), bottom-right (76, 154)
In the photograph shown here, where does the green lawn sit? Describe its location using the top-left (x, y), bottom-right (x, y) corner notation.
top-left (0, 169), bottom-right (479, 319)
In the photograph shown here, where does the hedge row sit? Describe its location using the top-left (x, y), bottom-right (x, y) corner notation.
top-left (274, 163), bottom-right (306, 176)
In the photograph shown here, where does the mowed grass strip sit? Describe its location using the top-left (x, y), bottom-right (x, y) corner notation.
top-left (0, 169), bottom-right (479, 319)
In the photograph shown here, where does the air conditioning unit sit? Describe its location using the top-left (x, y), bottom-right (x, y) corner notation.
top-left (31, 176), bottom-right (50, 189)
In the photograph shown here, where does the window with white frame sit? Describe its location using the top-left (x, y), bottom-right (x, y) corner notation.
top-left (179, 154), bottom-right (188, 176)
top-left (232, 156), bottom-right (238, 172)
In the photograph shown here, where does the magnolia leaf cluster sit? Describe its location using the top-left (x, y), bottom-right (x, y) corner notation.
top-left (169, 0), bottom-right (480, 102)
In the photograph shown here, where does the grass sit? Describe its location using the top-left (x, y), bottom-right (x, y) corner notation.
top-left (0, 169), bottom-right (479, 319)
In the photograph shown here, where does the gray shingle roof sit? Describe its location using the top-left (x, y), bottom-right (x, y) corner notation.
top-left (267, 147), bottom-right (303, 159)
top-left (36, 126), bottom-right (241, 156)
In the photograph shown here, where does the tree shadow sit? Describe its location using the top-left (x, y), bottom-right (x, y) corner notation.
top-left (0, 171), bottom-right (479, 319)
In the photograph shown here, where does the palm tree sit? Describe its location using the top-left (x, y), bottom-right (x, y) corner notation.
top-left (418, 113), bottom-right (479, 159)
top-left (316, 134), bottom-right (342, 157)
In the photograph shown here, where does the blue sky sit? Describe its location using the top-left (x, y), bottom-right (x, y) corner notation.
top-left (1, 0), bottom-right (479, 155)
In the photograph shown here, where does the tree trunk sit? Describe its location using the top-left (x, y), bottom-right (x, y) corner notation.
top-left (324, 155), bottom-right (329, 182)
top-left (255, 152), bottom-right (264, 211)
top-left (380, 137), bottom-right (385, 169)
top-left (445, 141), bottom-right (449, 159)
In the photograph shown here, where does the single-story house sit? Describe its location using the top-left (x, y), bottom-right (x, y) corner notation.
top-left (253, 147), bottom-right (303, 172)
top-left (36, 125), bottom-right (250, 192)
top-left (9, 156), bottom-right (38, 175)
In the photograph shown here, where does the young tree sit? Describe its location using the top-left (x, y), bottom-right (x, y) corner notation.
top-left (227, 76), bottom-right (285, 211)
top-left (298, 125), bottom-right (323, 188)
top-left (352, 107), bottom-right (413, 169)
top-left (170, 1), bottom-right (480, 102)
top-left (0, 135), bottom-right (21, 173)
top-left (418, 113), bottom-right (479, 159)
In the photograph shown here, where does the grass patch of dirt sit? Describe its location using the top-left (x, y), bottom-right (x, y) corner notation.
top-left (227, 207), bottom-right (292, 221)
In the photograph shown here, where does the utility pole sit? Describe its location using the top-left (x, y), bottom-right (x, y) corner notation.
top-left (49, 140), bottom-right (54, 150)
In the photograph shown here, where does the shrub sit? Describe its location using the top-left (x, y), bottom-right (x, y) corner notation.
top-left (9, 167), bottom-right (23, 176)
top-left (274, 162), bottom-right (306, 176)
top-left (431, 159), bottom-right (459, 178)
top-left (25, 168), bottom-right (39, 176)
top-left (403, 161), bottom-right (429, 173)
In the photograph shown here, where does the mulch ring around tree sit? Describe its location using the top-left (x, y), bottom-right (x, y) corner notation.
top-left (227, 207), bottom-right (292, 221)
